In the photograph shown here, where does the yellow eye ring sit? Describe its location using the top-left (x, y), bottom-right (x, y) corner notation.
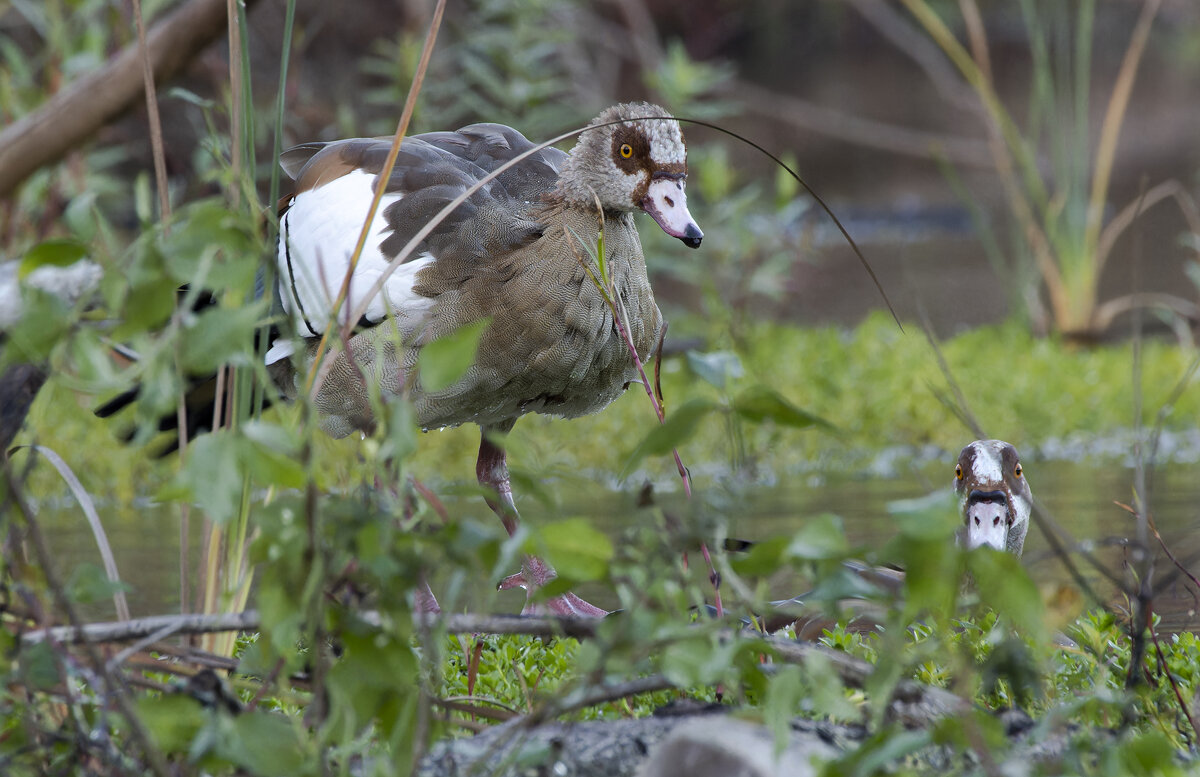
top-left (619, 143), bottom-right (633, 159)
top-left (955, 465), bottom-right (963, 480)
top-left (1014, 463), bottom-right (1022, 478)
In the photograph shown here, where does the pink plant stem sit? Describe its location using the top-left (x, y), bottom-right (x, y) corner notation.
top-left (610, 311), bottom-right (691, 498)
top-left (611, 298), bottom-right (725, 617)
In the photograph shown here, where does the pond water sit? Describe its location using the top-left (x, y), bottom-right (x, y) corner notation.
top-left (31, 456), bottom-right (1199, 633)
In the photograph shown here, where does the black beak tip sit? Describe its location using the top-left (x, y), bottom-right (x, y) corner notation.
top-left (679, 224), bottom-right (704, 249)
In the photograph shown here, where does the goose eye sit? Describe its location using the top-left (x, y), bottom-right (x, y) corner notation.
top-left (955, 465), bottom-right (963, 480)
top-left (619, 143), bottom-right (633, 159)
top-left (1014, 463), bottom-right (1022, 478)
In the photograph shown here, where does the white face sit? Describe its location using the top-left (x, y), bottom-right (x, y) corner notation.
top-left (641, 176), bottom-right (702, 245)
top-left (964, 498), bottom-right (1009, 550)
top-left (955, 439), bottom-right (1030, 553)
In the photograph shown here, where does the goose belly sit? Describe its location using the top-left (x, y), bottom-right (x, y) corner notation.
top-left (412, 254), bottom-right (662, 430)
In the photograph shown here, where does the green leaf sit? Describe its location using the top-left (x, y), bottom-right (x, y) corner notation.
top-left (622, 398), bottom-right (718, 474)
top-left (763, 665), bottom-right (804, 755)
top-left (171, 432), bottom-right (244, 523)
top-left (114, 275), bottom-right (177, 339)
top-left (889, 490), bottom-right (959, 542)
top-left (381, 396), bottom-right (418, 462)
top-left (838, 727), bottom-right (932, 776)
top-left (219, 710), bottom-right (309, 777)
top-left (18, 642), bottom-right (61, 691)
top-left (418, 319), bottom-right (489, 392)
top-left (732, 386), bottom-right (830, 429)
top-left (802, 650), bottom-right (857, 721)
top-left (19, 240), bottom-right (88, 278)
top-left (326, 630), bottom-right (419, 742)
top-left (661, 635), bottom-right (734, 687)
top-left (807, 563), bottom-right (893, 602)
top-left (161, 200), bottom-right (257, 289)
top-left (897, 536), bottom-right (961, 620)
top-left (784, 514), bottom-right (849, 560)
top-left (969, 548), bottom-right (1046, 641)
top-left (138, 694), bottom-right (206, 753)
top-left (180, 300), bottom-right (266, 374)
top-left (536, 518), bottom-right (613, 582)
top-left (1, 290), bottom-right (70, 362)
top-left (67, 562), bottom-right (131, 605)
top-left (685, 349), bottom-right (743, 390)
top-left (1115, 731), bottom-right (1178, 774)
top-left (730, 535), bottom-right (787, 576)
top-left (242, 422), bottom-right (306, 489)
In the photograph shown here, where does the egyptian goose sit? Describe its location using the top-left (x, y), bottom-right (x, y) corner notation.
top-left (267, 102), bottom-right (702, 616)
top-left (955, 439), bottom-right (1031, 556)
top-left (771, 440), bottom-right (1031, 635)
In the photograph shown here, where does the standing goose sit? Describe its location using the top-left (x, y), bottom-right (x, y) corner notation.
top-left (268, 102), bottom-right (703, 616)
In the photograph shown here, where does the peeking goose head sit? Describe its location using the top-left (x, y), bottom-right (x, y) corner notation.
top-left (954, 440), bottom-right (1032, 556)
top-left (558, 102), bottom-right (703, 248)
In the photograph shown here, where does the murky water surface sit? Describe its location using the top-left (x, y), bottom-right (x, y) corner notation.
top-left (34, 456), bottom-right (1199, 633)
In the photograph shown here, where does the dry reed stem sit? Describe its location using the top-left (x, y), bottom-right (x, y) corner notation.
top-left (1085, 0), bottom-right (1160, 264)
top-left (304, 0), bottom-right (448, 399)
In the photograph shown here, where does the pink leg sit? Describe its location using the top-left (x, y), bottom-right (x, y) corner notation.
top-left (478, 424), bottom-right (608, 618)
top-left (476, 427), bottom-right (519, 536)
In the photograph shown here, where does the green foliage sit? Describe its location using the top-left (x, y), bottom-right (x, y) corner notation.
top-left (6, 2), bottom-right (1200, 774)
top-left (417, 319), bottom-right (489, 392)
top-left (362, 0), bottom-right (591, 137)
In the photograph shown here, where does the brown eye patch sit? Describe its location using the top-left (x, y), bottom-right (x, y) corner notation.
top-left (612, 127), bottom-right (650, 174)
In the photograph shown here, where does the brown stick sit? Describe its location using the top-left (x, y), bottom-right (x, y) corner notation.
top-left (0, 0), bottom-right (257, 199)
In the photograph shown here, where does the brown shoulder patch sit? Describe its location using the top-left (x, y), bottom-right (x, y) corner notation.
top-left (290, 139), bottom-right (393, 195)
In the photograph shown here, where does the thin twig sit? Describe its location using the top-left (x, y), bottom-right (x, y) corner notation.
top-left (106, 622), bottom-right (184, 672)
top-left (130, 0), bottom-right (171, 223)
top-left (1148, 619), bottom-right (1200, 742)
top-left (410, 475), bottom-right (451, 522)
top-left (23, 609), bottom-right (262, 646)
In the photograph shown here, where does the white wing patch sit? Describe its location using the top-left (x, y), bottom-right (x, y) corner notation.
top-left (273, 169), bottom-right (435, 364)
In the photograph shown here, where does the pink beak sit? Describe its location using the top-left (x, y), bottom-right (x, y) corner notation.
top-left (641, 175), bottom-right (703, 249)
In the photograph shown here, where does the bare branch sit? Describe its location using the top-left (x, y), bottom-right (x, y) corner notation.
top-left (0, 0), bottom-right (258, 199)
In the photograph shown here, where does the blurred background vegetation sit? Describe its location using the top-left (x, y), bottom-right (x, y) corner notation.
top-left (7, 0), bottom-right (1200, 527)
top-left (3, 0), bottom-right (1200, 773)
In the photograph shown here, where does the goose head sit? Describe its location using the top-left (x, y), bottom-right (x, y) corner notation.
top-left (954, 440), bottom-right (1031, 556)
top-left (558, 102), bottom-right (703, 248)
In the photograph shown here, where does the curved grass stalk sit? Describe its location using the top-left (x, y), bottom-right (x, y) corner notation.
top-left (904, 0), bottom-right (1171, 337)
top-left (1084, 0), bottom-right (1160, 264)
top-left (14, 444), bottom-right (131, 622)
